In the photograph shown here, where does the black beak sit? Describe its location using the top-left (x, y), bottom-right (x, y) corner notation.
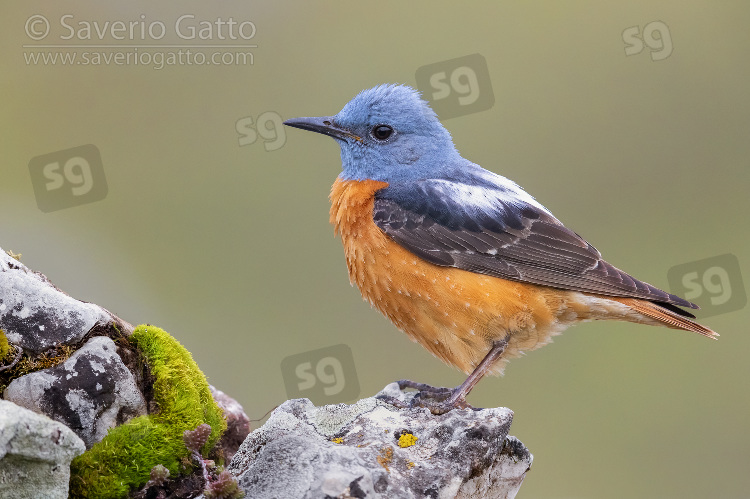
top-left (283, 116), bottom-right (361, 142)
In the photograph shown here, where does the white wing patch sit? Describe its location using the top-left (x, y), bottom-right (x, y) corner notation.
top-left (430, 171), bottom-right (553, 218)
top-left (473, 167), bottom-right (553, 215)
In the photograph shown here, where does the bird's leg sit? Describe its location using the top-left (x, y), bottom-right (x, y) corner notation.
top-left (439, 337), bottom-right (509, 412)
top-left (379, 337), bottom-right (509, 415)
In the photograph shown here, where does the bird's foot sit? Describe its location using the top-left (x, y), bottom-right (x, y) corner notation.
top-left (376, 379), bottom-right (474, 415)
top-left (395, 379), bottom-right (453, 396)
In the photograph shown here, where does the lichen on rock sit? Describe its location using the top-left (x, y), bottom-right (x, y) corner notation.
top-left (0, 250), bottom-right (113, 353)
top-left (227, 382), bottom-right (532, 499)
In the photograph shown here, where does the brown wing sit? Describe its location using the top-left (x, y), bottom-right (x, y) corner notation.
top-left (373, 181), bottom-right (698, 315)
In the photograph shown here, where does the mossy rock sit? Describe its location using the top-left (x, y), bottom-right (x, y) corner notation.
top-left (69, 325), bottom-right (227, 498)
top-left (0, 329), bottom-right (9, 361)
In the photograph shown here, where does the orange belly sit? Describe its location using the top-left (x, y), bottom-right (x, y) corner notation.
top-left (329, 178), bottom-right (637, 374)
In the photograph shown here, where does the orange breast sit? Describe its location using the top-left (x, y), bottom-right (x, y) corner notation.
top-left (329, 178), bottom-right (605, 374)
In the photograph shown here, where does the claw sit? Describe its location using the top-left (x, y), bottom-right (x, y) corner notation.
top-left (396, 379), bottom-right (452, 396)
top-left (380, 339), bottom-right (510, 415)
top-left (380, 379), bottom-right (476, 415)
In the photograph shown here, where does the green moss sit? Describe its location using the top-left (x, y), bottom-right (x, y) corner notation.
top-left (0, 330), bottom-right (9, 361)
top-left (69, 325), bottom-right (227, 499)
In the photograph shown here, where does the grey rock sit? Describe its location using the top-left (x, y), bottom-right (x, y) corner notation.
top-left (0, 399), bottom-right (85, 499)
top-left (0, 249), bottom-right (113, 353)
top-left (227, 382), bottom-right (532, 499)
top-left (4, 335), bottom-right (147, 448)
top-left (209, 385), bottom-right (251, 463)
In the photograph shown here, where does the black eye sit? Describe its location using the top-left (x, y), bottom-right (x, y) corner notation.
top-left (371, 124), bottom-right (394, 141)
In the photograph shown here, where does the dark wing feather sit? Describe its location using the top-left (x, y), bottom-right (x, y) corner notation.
top-left (373, 180), bottom-right (697, 313)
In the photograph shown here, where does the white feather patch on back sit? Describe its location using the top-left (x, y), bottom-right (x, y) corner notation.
top-left (429, 174), bottom-right (553, 218)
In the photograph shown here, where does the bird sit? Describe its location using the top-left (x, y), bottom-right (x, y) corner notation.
top-left (284, 84), bottom-right (718, 414)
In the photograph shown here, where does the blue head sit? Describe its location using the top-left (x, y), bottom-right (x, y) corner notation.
top-left (284, 85), bottom-right (463, 183)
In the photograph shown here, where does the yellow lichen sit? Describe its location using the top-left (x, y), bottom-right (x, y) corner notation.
top-left (331, 437), bottom-right (344, 444)
top-left (5, 249), bottom-right (22, 260)
top-left (397, 433), bottom-right (418, 448)
top-left (376, 447), bottom-right (393, 472)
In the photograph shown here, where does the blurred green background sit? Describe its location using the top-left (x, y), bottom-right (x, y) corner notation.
top-left (2, 2), bottom-right (748, 498)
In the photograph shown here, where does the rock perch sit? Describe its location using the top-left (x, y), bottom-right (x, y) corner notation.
top-left (0, 399), bottom-right (85, 499)
top-left (227, 382), bottom-right (532, 499)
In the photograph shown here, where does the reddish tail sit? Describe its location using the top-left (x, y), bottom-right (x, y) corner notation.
top-left (614, 298), bottom-right (719, 340)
